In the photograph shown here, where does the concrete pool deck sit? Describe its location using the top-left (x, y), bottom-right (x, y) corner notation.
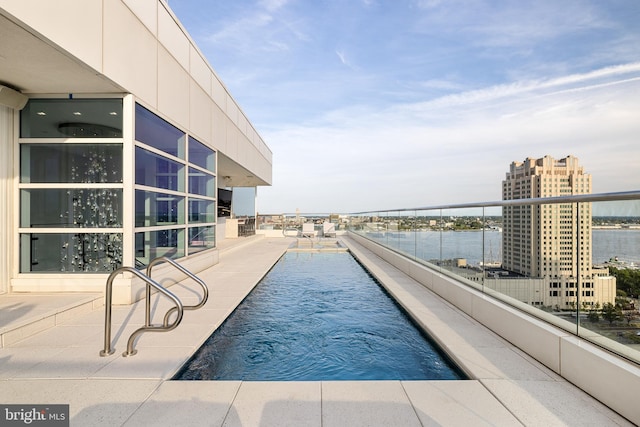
top-left (0, 236), bottom-right (634, 426)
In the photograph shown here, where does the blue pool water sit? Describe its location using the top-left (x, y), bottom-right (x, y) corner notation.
top-left (174, 251), bottom-right (466, 381)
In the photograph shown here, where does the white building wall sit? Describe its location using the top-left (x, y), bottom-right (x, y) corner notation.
top-left (0, 0), bottom-right (104, 72)
top-left (104, 0), bottom-right (159, 105)
top-left (0, 106), bottom-right (13, 294)
top-left (157, 44), bottom-right (190, 128)
top-left (189, 81), bottom-right (212, 142)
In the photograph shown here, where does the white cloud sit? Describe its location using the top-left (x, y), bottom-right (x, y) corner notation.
top-left (259, 0), bottom-right (290, 12)
top-left (258, 64), bottom-right (640, 213)
top-left (335, 50), bottom-right (348, 66)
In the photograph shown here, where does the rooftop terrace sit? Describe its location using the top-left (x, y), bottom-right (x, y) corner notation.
top-left (0, 235), bottom-right (636, 426)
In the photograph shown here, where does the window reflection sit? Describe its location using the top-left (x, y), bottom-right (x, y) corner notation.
top-left (188, 167), bottom-right (215, 197)
top-left (135, 190), bottom-right (185, 227)
top-left (188, 198), bottom-right (215, 223)
top-left (188, 136), bottom-right (215, 172)
top-left (135, 147), bottom-right (185, 191)
top-left (135, 103), bottom-right (185, 158)
top-left (135, 229), bottom-right (184, 266)
top-left (189, 226), bottom-right (215, 254)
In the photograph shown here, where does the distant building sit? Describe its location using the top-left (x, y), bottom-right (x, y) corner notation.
top-left (498, 155), bottom-right (615, 308)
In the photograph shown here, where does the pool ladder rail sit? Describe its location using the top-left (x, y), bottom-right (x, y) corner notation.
top-left (99, 257), bottom-right (209, 357)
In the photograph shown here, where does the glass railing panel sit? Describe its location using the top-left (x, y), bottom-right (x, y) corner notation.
top-left (430, 207), bottom-right (486, 286)
top-left (405, 211), bottom-right (419, 261)
top-left (575, 199), bottom-right (640, 363)
top-left (385, 211), bottom-right (403, 256)
top-left (412, 209), bottom-right (442, 269)
top-left (343, 191), bottom-right (640, 365)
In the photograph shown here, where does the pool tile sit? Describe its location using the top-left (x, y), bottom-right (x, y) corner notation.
top-left (0, 379), bottom-right (161, 426)
top-left (481, 378), bottom-right (634, 426)
top-left (124, 381), bottom-right (241, 426)
top-left (11, 345), bottom-right (119, 379)
top-left (223, 381), bottom-right (321, 427)
top-left (321, 381), bottom-right (422, 427)
top-left (402, 380), bottom-right (521, 426)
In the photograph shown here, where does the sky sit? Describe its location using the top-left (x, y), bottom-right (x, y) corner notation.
top-left (168, 0), bottom-right (640, 213)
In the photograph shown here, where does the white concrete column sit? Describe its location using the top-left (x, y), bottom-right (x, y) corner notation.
top-left (0, 105), bottom-right (14, 294)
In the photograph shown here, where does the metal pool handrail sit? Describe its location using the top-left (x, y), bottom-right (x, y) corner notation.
top-left (146, 256), bottom-right (209, 327)
top-left (100, 266), bottom-right (184, 357)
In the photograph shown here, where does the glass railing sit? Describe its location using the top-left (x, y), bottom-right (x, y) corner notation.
top-left (345, 191), bottom-right (640, 365)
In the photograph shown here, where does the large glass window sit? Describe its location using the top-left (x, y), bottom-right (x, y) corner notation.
top-left (135, 147), bottom-right (185, 192)
top-left (19, 99), bottom-right (124, 274)
top-left (21, 98), bottom-right (122, 138)
top-left (188, 137), bottom-right (215, 171)
top-left (135, 190), bottom-right (185, 227)
top-left (134, 103), bottom-right (217, 267)
top-left (135, 103), bottom-right (185, 158)
top-left (21, 144), bottom-right (122, 183)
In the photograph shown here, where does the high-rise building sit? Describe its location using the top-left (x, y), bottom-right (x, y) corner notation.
top-left (500, 155), bottom-right (615, 308)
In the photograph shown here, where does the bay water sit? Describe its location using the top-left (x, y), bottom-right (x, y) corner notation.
top-left (369, 229), bottom-right (640, 267)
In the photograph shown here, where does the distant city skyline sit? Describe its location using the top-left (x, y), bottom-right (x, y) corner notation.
top-left (169, 1), bottom-right (640, 213)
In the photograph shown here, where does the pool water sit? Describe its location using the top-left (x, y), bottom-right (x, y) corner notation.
top-left (174, 251), bottom-right (466, 381)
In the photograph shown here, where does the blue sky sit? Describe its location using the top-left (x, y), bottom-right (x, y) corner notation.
top-left (168, 0), bottom-right (640, 213)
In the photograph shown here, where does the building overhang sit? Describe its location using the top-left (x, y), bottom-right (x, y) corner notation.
top-left (218, 153), bottom-right (270, 188)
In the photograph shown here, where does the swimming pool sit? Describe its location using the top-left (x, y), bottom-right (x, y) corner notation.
top-left (174, 251), bottom-right (466, 381)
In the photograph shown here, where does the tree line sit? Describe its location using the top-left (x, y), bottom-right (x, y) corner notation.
top-left (609, 266), bottom-right (640, 299)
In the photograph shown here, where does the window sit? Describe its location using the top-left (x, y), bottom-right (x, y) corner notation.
top-left (135, 103), bottom-right (185, 158)
top-left (188, 226), bottom-right (215, 254)
top-left (135, 229), bottom-right (184, 265)
top-left (135, 190), bottom-right (184, 227)
top-left (188, 167), bottom-right (215, 197)
top-left (20, 233), bottom-right (122, 273)
top-left (188, 136), bottom-right (215, 171)
top-left (21, 144), bottom-right (122, 183)
top-left (135, 147), bottom-right (185, 191)
top-left (189, 198), bottom-right (215, 223)
top-left (21, 98), bottom-right (123, 138)
top-left (21, 189), bottom-right (122, 228)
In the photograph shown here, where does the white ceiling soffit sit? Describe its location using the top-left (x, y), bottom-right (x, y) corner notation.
top-left (0, 12), bottom-right (123, 94)
top-left (218, 153), bottom-right (269, 187)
